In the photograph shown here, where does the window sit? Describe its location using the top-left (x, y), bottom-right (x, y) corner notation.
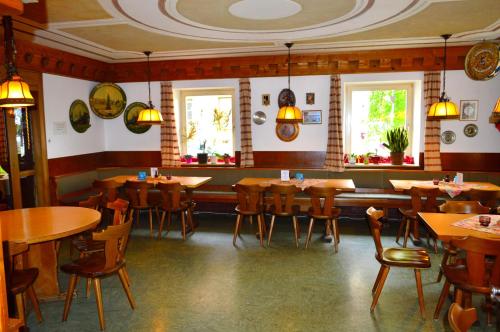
top-left (344, 82), bottom-right (414, 157)
top-left (179, 89), bottom-right (235, 156)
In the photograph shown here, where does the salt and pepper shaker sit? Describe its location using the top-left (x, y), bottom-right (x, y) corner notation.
top-left (444, 174), bottom-right (450, 182)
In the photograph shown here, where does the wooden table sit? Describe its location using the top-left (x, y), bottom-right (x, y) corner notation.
top-left (0, 207), bottom-right (101, 298)
top-left (238, 178), bottom-right (356, 192)
top-left (390, 180), bottom-right (500, 193)
top-left (418, 212), bottom-right (500, 242)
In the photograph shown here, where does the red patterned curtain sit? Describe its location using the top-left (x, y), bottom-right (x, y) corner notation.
top-left (324, 75), bottom-right (344, 172)
top-left (239, 78), bottom-right (254, 167)
top-left (160, 81), bottom-right (181, 167)
top-left (423, 72), bottom-right (442, 171)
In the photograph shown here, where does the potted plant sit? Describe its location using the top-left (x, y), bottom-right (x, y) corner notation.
top-left (184, 154), bottom-right (193, 164)
top-left (197, 140), bottom-right (208, 164)
top-left (223, 153), bottom-right (231, 164)
top-left (382, 127), bottom-right (409, 165)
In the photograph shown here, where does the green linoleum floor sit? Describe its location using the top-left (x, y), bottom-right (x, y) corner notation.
top-left (26, 213), bottom-right (498, 332)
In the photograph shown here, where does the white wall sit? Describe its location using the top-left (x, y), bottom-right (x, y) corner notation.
top-left (43, 74), bottom-right (104, 158)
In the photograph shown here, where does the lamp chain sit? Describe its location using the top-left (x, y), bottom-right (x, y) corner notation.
top-left (3, 16), bottom-right (17, 78)
top-left (442, 36), bottom-right (447, 96)
top-left (287, 45), bottom-right (291, 90)
top-left (145, 51), bottom-right (153, 107)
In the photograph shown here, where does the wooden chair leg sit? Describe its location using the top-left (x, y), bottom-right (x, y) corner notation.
top-left (86, 278), bottom-right (92, 298)
top-left (118, 268), bottom-right (136, 309)
top-left (158, 211), bottom-right (166, 239)
top-left (92, 278), bottom-right (105, 330)
top-left (122, 266), bottom-right (131, 286)
top-left (334, 219), bottom-right (340, 244)
top-left (62, 274), bottom-right (78, 321)
top-left (437, 250), bottom-right (450, 282)
top-left (434, 279), bottom-right (451, 319)
top-left (148, 208), bottom-right (153, 238)
top-left (372, 265), bottom-right (385, 294)
top-left (166, 211), bottom-right (172, 233)
top-left (233, 214), bottom-right (241, 246)
top-left (15, 293), bottom-right (25, 324)
top-left (305, 218), bottom-right (314, 249)
top-left (331, 219), bottom-right (338, 253)
top-left (180, 211), bottom-right (186, 240)
top-left (414, 269), bottom-right (425, 318)
top-left (26, 285), bottom-right (43, 322)
top-left (292, 216), bottom-right (299, 248)
top-left (267, 215), bottom-right (276, 247)
top-left (257, 214), bottom-right (264, 247)
top-left (187, 208), bottom-right (195, 234)
top-left (403, 218), bottom-right (411, 248)
top-left (371, 265), bottom-right (390, 312)
top-left (396, 217), bottom-right (405, 244)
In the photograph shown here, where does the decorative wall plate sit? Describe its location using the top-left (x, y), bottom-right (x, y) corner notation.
top-left (124, 102), bottom-right (151, 134)
top-left (278, 88), bottom-right (296, 108)
top-left (464, 41), bottom-right (499, 81)
top-left (69, 99), bottom-right (91, 133)
top-left (441, 130), bottom-right (456, 144)
top-left (252, 111), bottom-right (266, 125)
top-left (463, 123), bottom-right (478, 137)
top-left (276, 123), bottom-right (299, 142)
top-left (89, 82), bottom-right (127, 119)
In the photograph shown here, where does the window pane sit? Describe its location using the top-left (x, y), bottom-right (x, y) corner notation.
top-left (350, 89), bottom-right (407, 155)
top-left (183, 94), bottom-right (233, 156)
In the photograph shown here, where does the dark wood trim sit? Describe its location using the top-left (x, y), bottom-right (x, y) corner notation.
top-left (252, 151), bottom-right (326, 168)
top-left (440, 153), bottom-right (500, 172)
top-left (101, 151), bottom-right (161, 168)
top-left (47, 152), bottom-right (103, 176)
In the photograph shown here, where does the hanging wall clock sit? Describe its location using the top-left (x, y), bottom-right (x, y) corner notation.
top-left (89, 82), bottom-right (127, 119)
top-left (464, 41), bottom-right (499, 81)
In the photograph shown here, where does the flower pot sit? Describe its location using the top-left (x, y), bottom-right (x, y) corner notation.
top-left (223, 157), bottom-right (230, 164)
top-left (390, 152), bottom-right (404, 165)
top-left (197, 153), bottom-right (208, 164)
top-left (185, 158), bottom-right (192, 164)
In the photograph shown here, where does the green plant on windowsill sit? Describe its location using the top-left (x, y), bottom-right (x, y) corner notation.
top-left (382, 127), bottom-right (408, 165)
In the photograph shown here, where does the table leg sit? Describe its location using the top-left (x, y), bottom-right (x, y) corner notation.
top-left (184, 188), bottom-right (198, 229)
top-left (27, 241), bottom-right (63, 300)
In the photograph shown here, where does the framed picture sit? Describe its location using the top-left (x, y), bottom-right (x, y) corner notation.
top-left (306, 92), bottom-right (315, 105)
top-left (262, 94), bottom-right (270, 106)
top-left (303, 110), bottom-right (322, 124)
top-left (459, 100), bottom-right (478, 121)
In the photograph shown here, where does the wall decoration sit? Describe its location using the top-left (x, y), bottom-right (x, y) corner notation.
top-left (464, 41), bottom-right (499, 81)
top-left (463, 123), bottom-right (478, 137)
top-left (441, 130), bottom-right (456, 144)
top-left (278, 88), bottom-right (296, 108)
top-left (303, 110), bottom-right (322, 124)
top-left (89, 82), bottom-right (127, 119)
top-left (306, 92), bottom-right (315, 105)
top-left (262, 94), bottom-right (270, 106)
top-left (252, 111), bottom-right (266, 125)
top-left (124, 102), bottom-right (151, 134)
top-left (69, 99), bottom-right (91, 133)
top-left (459, 100), bottom-right (478, 121)
top-left (276, 123), bottom-right (299, 142)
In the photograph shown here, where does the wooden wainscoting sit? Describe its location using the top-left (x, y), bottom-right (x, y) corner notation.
top-left (440, 153), bottom-right (500, 172)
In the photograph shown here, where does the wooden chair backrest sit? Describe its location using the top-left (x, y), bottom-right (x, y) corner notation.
top-left (449, 236), bottom-right (500, 287)
top-left (124, 180), bottom-right (154, 207)
top-left (408, 186), bottom-right (441, 213)
top-left (448, 303), bottom-right (477, 332)
top-left (305, 186), bottom-right (341, 217)
top-left (467, 189), bottom-right (499, 209)
top-left (92, 179), bottom-right (121, 205)
top-left (78, 192), bottom-right (103, 210)
top-left (439, 201), bottom-right (490, 214)
top-left (233, 184), bottom-right (265, 213)
top-left (157, 182), bottom-right (184, 210)
top-left (106, 198), bottom-right (129, 225)
top-left (92, 220), bottom-right (132, 271)
top-left (268, 184), bottom-right (301, 214)
top-left (6, 242), bottom-right (29, 273)
top-left (366, 207), bottom-right (385, 260)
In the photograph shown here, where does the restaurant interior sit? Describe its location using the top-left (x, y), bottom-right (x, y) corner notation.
top-left (0, 0), bottom-right (499, 331)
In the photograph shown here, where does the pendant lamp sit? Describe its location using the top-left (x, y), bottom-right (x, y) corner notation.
top-left (0, 16), bottom-right (34, 108)
top-left (427, 34), bottom-right (459, 120)
top-left (276, 43), bottom-right (302, 123)
top-left (489, 97), bottom-right (500, 123)
top-left (136, 51), bottom-right (163, 125)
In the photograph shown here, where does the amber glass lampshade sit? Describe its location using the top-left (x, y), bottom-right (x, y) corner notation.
top-left (0, 75), bottom-right (35, 108)
top-left (427, 98), bottom-right (459, 120)
top-left (137, 104), bottom-right (163, 125)
top-left (276, 105), bottom-right (303, 123)
top-left (489, 97), bottom-right (500, 124)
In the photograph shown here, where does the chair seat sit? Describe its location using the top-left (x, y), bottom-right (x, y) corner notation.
top-left (72, 238), bottom-right (105, 254)
top-left (442, 264), bottom-right (492, 294)
top-left (61, 254), bottom-right (126, 278)
top-left (269, 204), bottom-right (300, 216)
top-left (398, 208), bottom-right (417, 219)
top-left (235, 205), bottom-right (263, 216)
top-left (307, 207), bottom-right (341, 219)
top-left (10, 268), bottom-right (39, 295)
top-left (159, 201), bottom-right (190, 213)
top-left (130, 205), bottom-right (155, 209)
top-left (380, 248), bottom-right (431, 268)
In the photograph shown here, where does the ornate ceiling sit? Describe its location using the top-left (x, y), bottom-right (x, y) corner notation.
top-left (12, 0), bottom-right (500, 62)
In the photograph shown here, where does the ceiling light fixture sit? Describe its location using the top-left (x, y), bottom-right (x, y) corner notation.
top-left (276, 43), bottom-right (302, 123)
top-left (489, 97), bottom-right (500, 125)
top-left (136, 51), bottom-right (163, 125)
top-left (0, 16), bottom-right (34, 108)
top-left (427, 34), bottom-right (459, 120)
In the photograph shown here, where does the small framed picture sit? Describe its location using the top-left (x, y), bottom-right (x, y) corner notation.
top-left (303, 110), bottom-right (322, 124)
top-left (262, 94), bottom-right (270, 106)
top-left (306, 92), bottom-right (315, 105)
top-left (459, 100), bottom-right (478, 121)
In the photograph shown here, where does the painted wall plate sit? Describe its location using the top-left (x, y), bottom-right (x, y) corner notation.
top-left (69, 99), bottom-right (91, 133)
top-left (463, 123), bottom-right (478, 137)
top-left (252, 111), bottom-right (266, 125)
top-left (464, 41), bottom-right (499, 81)
top-left (124, 102), bottom-right (151, 134)
top-left (89, 82), bottom-right (127, 119)
top-left (276, 123), bottom-right (299, 142)
top-left (441, 130), bottom-right (456, 144)
top-left (278, 88), bottom-right (296, 108)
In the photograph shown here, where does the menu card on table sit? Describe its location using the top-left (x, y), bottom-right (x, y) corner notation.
top-left (452, 215), bottom-right (500, 235)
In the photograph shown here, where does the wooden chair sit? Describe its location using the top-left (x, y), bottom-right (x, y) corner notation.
top-left (436, 201), bottom-right (490, 283)
top-left (433, 236), bottom-right (500, 323)
top-left (61, 220), bottom-right (135, 330)
top-left (266, 184), bottom-right (302, 247)
top-left (448, 303), bottom-right (477, 332)
top-left (304, 186), bottom-right (341, 252)
top-left (6, 242), bottom-right (43, 326)
top-left (397, 186), bottom-right (441, 250)
top-left (157, 182), bottom-right (193, 240)
top-left (92, 179), bottom-right (122, 211)
top-left (232, 184), bottom-right (266, 247)
top-left (124, 180), bottom-right (157, 238)
top-left (467, 189), bottom-right (499, 211)
top-left (366, 207), bottom-right (431, 317)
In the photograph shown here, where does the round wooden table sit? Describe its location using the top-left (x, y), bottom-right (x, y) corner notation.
top-left (0, 206), bottom-right (101, 298)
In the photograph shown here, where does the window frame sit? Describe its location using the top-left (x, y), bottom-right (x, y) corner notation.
top-left (344, 82), bottom-right (414, 157)
top-left (178, 88), bottom-right (236, 156)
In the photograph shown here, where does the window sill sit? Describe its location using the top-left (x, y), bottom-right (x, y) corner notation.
top-left (181, 162), bottom-right (236, 168)
top-left (345, 163), bottom-right (421, 170)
